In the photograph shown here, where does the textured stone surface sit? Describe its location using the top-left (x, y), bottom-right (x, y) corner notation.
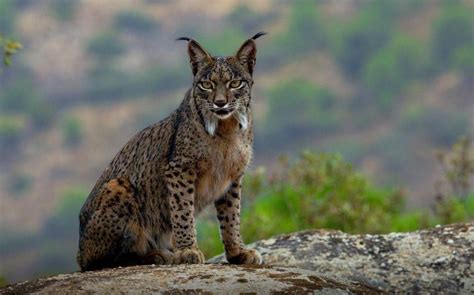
top-left (0, 264), bottom-right (380, 294)
top-left (2, 223), bottom-right (472, 294)
top-left (211, 223), bottom-right (474, 293)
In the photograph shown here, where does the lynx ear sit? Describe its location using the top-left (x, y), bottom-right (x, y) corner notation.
top-left (177, 37), bottom-right (212, 76)
top-left (236, 32), bottom-right (267, 76)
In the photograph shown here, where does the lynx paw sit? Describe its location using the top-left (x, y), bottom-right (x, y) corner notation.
top-left (148, 249), bottom-right (174, 265)
top-left (174, 248), bottom-right (205, 264)
top-left (227, 248), bottom-right (262, 265)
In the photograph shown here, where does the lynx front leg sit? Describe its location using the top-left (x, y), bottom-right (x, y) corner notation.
top-left (214, 177), bottom-right (262, 265)
top-left (165, 163), bottom-right (204, 264)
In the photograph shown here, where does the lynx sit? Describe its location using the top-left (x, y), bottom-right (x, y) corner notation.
top-left (77, 32), bottom-right (266, 271)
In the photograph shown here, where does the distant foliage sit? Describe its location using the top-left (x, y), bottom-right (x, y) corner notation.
top-left (226, 4), bottom-right (272, 33)
top-left (431, 3), bottom-right (474, 70)
top-left (115, 10), bottom-right (159, 33)
top-left (85, 64), bottom-right (187, 102)
top-left (50, 0), bottom-right (77, 21)
top-left (0, 115), bottom-right (25, 152)
top-left (264, 79), bottom-right (339, 143)
top-left (7, 171), bottom-right (32, 196)
top-left (330, 8), bottom-right (392, 77)
top-left (362, 34), bottom-right (428, 109)
top-left (62, 116), bottom-right (83, 147)
top-left (261, 0), bottom-right (325, 68)
top-left (0, 1), bottom-right (16, 34)
top-left (87, 31), bottom-right (125, 60)
top-left (400, 107), bottom-right (469, 146)
top-left (0, 75), bottom-right (54, 128)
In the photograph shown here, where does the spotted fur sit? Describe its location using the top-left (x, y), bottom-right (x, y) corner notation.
top-left (77, 32), bottom-right (266, 271)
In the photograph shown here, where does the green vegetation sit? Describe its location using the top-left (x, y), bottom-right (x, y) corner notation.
top-left (0, 1), bottom-right (16, 35)
top-left (115, 10), bottom-right (159, 33)
top-left (362, 34), bottom-right (427, 109)
top-left (280, 0), bottom-right (326, 53)
top-left (0, 115), bottom-right (26, 152)
top-left (0, 276), bottom-right (7, 288)
top-left (0, 34), bottom-right (22, 68)
top-left (400, 107), bottom-right (469, 146)
top-left (330, 8), bottom-right (392, 78)
top-left (50, 0), bottom-right (77, 21)
top-left (7, 171), bottom-right (32, 196)
top-left (198, 146), bottom-right (474, 258)
top-left (87, 31), bottom-right (125, 60)
top-left (226, 4), bottom-right (272, 33)
top-left (260, 1), bottom-right (325, 67)
top-left (62, 116), bottom-right (83, 147)
top-left (431, 3), bottom-right (474, 70)
top-left (84, 64), bottom-right (187, 102)
top-left (264, 79), bottom-right (339, 144)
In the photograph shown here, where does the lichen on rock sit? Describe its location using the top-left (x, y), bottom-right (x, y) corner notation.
top-left (0, 264), bottom-right (380, 294)
top-left (2, 223), bottom-right (472, 294)
top-left (210, 222), bottom-right (474, 293)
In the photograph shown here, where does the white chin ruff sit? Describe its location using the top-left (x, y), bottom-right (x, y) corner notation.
top-left (233, 108), bottom-right (248, 130)
top-left (205, 117), bottom-right (218, 136)
top-left (204, 109), bottom-right (248, 136)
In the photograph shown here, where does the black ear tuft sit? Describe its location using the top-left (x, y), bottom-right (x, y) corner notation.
top-left (251, 32), bottom-right (267, 40)
top-left (176, 37), bottom-right (192, 41)
top-left (178, 37), bottom-right (212, 76)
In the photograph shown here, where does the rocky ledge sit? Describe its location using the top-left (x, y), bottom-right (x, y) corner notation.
top-left (1, 264), bottom-right (380, 294)
top-left (212, 222), bottom-right (474, 293)
top-left (2, 223), bottom-right (472, 294)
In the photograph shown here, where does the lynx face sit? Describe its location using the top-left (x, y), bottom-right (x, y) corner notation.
top-left (193, 57), bottom-right (252, 121)
top-left (179, 32), bottom-right (266, 135)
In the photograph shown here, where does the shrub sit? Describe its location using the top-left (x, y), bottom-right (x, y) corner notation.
top-left (114, 10), bottom-right (159, 33)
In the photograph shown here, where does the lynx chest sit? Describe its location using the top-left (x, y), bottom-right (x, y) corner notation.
top-left (194, 134), bottom-right (251, 212)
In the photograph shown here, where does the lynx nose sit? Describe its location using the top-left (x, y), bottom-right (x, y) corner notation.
top-left (214, 99), bottom-right (227, 108)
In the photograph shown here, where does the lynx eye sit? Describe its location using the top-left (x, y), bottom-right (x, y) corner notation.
top-left (198, 81), bottom-right (213, 91)
top-left (229, 80), bottom-right (243, 89)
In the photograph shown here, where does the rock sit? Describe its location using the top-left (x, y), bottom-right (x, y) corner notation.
top-left (210, 222), bottom-right (474, 293)
top-left (2, 223), bottom-right (471, 294)
top-left (0, 264), bottom-right (381, 294)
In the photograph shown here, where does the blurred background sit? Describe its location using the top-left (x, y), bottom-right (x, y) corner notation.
top-left (0, 0), bottom-right (473, 285)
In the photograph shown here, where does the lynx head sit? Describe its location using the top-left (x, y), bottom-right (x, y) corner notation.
top-left (177, 32), bottom-right (266, 136)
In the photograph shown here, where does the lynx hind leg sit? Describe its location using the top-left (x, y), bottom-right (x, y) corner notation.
top-left (78, 178), bottom-right (158, 270)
